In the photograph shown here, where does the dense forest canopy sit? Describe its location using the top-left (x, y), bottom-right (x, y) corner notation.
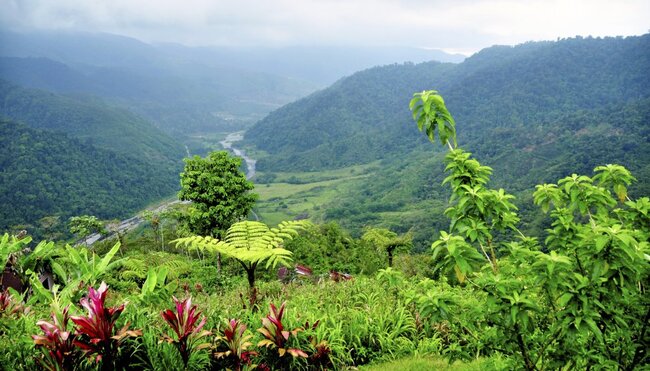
top-left (245, 35), bottom-right (650, 172)
top-left (0, 119), bottom-right (179, 237)
top-left (0, 79), bottom-right (185, 164)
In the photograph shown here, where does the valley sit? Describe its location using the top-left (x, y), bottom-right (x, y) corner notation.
top-left (0, 28), bottom-right (648, 371)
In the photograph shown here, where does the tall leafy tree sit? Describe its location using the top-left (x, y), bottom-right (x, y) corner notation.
top-left (68, 215), bottom-right (106, 246)
top-left (179, 151), bottom-right (257, 238)
top-left (178, 151), bottom-right (258, 270)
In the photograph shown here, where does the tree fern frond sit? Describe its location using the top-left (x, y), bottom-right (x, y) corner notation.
top-left (119, 258), bottom-right (148, 280)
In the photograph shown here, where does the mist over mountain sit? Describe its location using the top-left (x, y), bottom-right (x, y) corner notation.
top-left (0, 31), bottom-right (319, 134)
top-left (245, 35), bottom-right (650, 172)
top-left (154, 43), bottom-right (465, 85)
top-left (243, 34), bottom-right (650, 244)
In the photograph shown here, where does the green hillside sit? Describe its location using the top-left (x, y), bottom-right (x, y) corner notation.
top-left (0, 119), bottom-right (180, 236)
top-left (245, 35), bottom-right (650, 172)
top-left (245, 35), bottom-right (650, 248)
top-left (0, 79), bottom-right (185, 165)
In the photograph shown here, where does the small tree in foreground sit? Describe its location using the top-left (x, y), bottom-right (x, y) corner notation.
top-left (175, 220), bottom-right (309, 307)
top-left (361, 227), bottom-right (413, 267)
top-left (411, 90), bottom-right (649, 369)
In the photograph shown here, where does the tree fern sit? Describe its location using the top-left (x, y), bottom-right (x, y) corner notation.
top-left (119, 258), bottom-right (149, 281)
top-left (175, 220), bottom-right (310, 306)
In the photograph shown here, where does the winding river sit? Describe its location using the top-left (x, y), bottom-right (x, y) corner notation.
top-left (219, 131), bottom-right (257, 180)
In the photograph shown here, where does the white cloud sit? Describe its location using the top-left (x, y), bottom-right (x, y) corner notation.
top-left (1, 0), bottom-right (648, 51)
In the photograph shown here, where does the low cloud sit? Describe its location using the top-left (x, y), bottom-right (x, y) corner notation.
top-left (1, 0), bottom-right (648, 52)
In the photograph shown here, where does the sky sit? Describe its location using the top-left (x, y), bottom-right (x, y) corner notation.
top-left (1, 0), bottom-right (648, 55)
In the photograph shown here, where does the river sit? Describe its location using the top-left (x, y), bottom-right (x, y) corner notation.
top-left (219, 131), bottom-right (257, 180)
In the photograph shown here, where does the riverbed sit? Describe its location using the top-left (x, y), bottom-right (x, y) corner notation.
top-left (219, 131), bottom-right (257, 179)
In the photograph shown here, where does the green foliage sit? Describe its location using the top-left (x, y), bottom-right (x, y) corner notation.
top-left (285, 222), bottom-right (385, 275)
top-left (179, 151), bottom-right (258, 239)
top-left (0, 119), bottom-right (181, 237)
top-left (361, 227), bottom-right (413, 267)
top-left (136, 267), bottom-right (177, 306)
top-left (409, 90), bottom-right (456, 148)
top-left (176, 220), bottom-right (308, 306)
top-left (68, 215), bottom-right (106, 243)
top-left (0, 296), bottom-right (38, 370)
top-left (177, 221), bottom-right (306, 274)
top-left (28, 242), bottom-right (125, 305)
top-left (413, 90), bottom-right (650, 369)
top-left (0, 233), bottom-right (32, 273)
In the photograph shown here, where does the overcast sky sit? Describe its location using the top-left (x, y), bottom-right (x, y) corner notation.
top-left (1, 0), bottom-right (648, 55)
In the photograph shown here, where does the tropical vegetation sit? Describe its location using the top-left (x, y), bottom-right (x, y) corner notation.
top-left (1, 84), bottom-right (648, 370)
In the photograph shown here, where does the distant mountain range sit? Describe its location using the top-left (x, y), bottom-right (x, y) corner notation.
top-left (243, 34), bottom-right (650, 245)
top-left (0, 31), bottom-right (464, 135)
top-left (245, 35), bottom-right (650, 174)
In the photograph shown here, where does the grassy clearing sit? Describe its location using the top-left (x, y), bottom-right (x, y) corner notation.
top-left (252, 163), bottom-right (379, 225)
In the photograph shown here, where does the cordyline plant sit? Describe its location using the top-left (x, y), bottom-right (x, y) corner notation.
top-left (257, 301), bottom-right (309, 369)
top-left (70, 282), bottom-right (141, 370)
top-left (161, 296), bottom-right (211, 367)
top-left (33, 305), bottom-right (80, 371)
top-left (214, 318), bottom-right (257, 371)
top-left (0, 288), bottom-right (28, 318)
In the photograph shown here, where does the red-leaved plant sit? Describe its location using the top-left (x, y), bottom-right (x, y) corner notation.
top-left (70, 282), bottom-right (141, 369)
top-left (33, 306), bottom-right (80, 371)
top-left (0, 288), bottom-right (28, 317)
top-left (308, 336), bottom-right (333, 370)
top-left (161, 296), bottom-right (211, 367)
top-left (257, 301), bottom-right (308, 359)
top-left (214, 318), bottom-right (257, 371)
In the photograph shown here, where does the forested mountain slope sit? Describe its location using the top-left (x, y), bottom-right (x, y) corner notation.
top-left (321, 98), bottom-right (650, 244)
top-left (0, 119), bottom-right (179, 235)
top-left (0, 80), bottom-right (189, 235)
top-left (245, 35), bottom-right (650, 172)
top-left (0, 32), bottom-right (319, 134)
top-left (0, 80), bottom-right (185, 165)
top-left (245, 35), bottom-right (650, 247)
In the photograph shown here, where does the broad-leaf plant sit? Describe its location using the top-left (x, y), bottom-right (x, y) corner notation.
top-left (411, 90), bottom-right (649, 370)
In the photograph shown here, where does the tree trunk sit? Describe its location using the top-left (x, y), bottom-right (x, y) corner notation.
top-left (246, 268), bottom-right (257, 309)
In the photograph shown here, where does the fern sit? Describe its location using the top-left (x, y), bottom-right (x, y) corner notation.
top-left (174, 220), bottom-right (310, 305)
top-left (175, 221), bottom-right (308, 269)
top-left (119, 252), bottom-right (192, 280)
top-left (119, 258), bottom-right (149, 281)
